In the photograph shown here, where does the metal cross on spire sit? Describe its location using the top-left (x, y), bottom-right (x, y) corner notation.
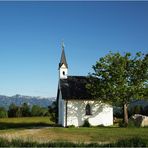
top-left (59, 41), bottom-right (68, 69)
top-left (62, 41), bottom-right (65, 50)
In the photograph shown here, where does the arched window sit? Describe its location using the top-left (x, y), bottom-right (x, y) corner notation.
top-left (63, 71), bottom-right (65, 75)
top-left (85, 104), bottom-right (91, 115)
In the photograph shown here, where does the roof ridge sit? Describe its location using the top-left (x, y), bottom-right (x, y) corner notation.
top-left (68, 75), bottom-right (88, 78)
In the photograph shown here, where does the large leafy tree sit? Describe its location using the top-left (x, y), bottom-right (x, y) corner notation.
top-left (8, 103), bottom-right (22, 117)
top-left (87, 52), bottom-right (148, 126)
top-left (21, 103), bottom-right (31, 117)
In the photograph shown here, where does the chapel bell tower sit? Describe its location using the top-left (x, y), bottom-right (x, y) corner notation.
top-left (59, 43), bottom-right (68, 79)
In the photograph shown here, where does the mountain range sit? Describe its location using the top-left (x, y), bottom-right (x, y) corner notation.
top-left (0, 94), bottom-right (56, 109)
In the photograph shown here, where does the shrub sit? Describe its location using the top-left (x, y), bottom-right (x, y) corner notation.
top-left (119, 118), bottom-right (141, 128)
top-left (67, 125), bottom-right (75, 128)
top-left (82, 119), bottom-right (91, 127)
top-left (96, 124), bottom-right (105, 127)
top-left (119, 120), bottom-right (125, 127)
top-left (127, 120), bottom-right (137, 128)
top-left (48, 101), bottom-right (57, 122)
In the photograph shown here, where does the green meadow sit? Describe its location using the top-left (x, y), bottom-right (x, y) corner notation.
top-left (0, 117), bottom-right (54, 130)
top-left (0, 117), bottom-right (148, 147)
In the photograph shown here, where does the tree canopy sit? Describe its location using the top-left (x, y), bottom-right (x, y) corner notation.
top-left (87, 52), bottom-right (148, 125)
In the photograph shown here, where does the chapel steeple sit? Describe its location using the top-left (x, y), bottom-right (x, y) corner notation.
top-left (59, 42), bottom-right (68, 79)
top-left (59, 43), bottom-right (68, 69)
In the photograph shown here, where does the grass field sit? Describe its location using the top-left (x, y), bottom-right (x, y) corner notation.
top-left (0, 117), bottom-right (148, 145)
top-left (0, 117), bottom-right (54, 129)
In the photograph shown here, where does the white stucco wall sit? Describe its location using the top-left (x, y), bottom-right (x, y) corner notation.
top-left (58, 87), bottom-right (113, 127)
top-left (66, 100), bottom-right (113, 127)
top-left (58, 90), bottom-right (66, 126)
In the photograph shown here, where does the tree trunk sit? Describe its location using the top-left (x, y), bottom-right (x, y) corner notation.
top-left (123, 103), bottom-right (128, 126)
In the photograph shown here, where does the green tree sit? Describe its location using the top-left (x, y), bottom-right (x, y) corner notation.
top-left (8, 103), bottom-right (22, 117)
top-left (48, 101), bottom-right (57, 122)
top-left (87, 52), bottom-right (148, 126)
top-left (31, 105), bottom-right (48, 117)
top-left (40, 107), bottom-right (49, 116)
top-left (21, 103), bottom-right (31, 117)
top-left (31, 105), bottom-right (41, 116)
top-left (0, 107), bottom-right (8, 118)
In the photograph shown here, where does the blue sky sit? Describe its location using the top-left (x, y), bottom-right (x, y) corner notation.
top-left (0, 1), bottom-right (148, 97)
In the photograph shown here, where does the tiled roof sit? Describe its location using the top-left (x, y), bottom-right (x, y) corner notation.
top-left (59, 76), bottom-right (94, 100)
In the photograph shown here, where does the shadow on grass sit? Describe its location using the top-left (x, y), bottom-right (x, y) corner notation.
top-left (0, 122), bottom-right (59, 130)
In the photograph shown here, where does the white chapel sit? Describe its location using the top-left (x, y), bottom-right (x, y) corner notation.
top-left (56, 44), bottom-right (113, 127)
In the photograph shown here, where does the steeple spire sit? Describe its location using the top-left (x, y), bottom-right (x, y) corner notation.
top-left (59, 42), bottom-right (68, 69)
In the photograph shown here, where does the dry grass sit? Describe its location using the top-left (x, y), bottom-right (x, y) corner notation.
top-left (0, 127), bottom-right (148, 144)
top-left (0, 128), bottom-right (91, 143)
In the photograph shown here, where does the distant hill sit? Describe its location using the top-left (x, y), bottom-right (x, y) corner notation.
top-left (0, 94), bottom-right (56, 109)
top-left (113, 99), bottom-right (148, 116)
top-left (129, 100), bottom-right (148, 108)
